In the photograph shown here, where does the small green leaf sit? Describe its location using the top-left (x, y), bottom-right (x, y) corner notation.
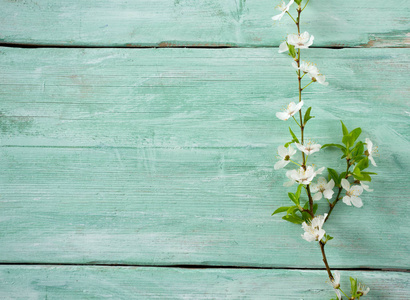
top-left (351, 141), bottom-right (365, 158)
top-left (294, 0), bottom-right (302, 5)
top-left (327, 168), bottom-right (341, 186)
top-left (352, 169), bottom-right (372, 182)
top-left (350, 277), bottom-right (358, 296)
top-left (303, 107), bottom-right (314, 125)
top-left (289, 127), bottom-right (300, 143)
top-left (313, 203), bottom-right (318, 214)
top-left (295, 184), bottom-right (303, 200)
top-left (284, 140), bottom-right (295, 147)
top-left (288, 44), bottom-right (296, 58)
top-left (272, 206), bottom-right (291, 216)
top-left (341, 121), bottom-right (349, 136)
top-left (356, 156), bottom-right (369, 171)
top-left (301, 211), bottom-right (311, 222)
top-left (322, 143), bottom-right (346, 153)
top-left (286, 206), bottom-right (299, 216)
top-left (303, 201), bottom-right (309, 210)
top-left (350, 127), bottom-right (362, 144)
top-left (288, 193), bottom-right (299, 205)
top-left (282, 214), bottom-right (304, 224)
top-left (362, 171), bottom-right (377, 175)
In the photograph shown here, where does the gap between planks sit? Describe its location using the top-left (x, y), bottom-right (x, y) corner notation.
top-left (0, 263), bottom-right (408, 273)
top-left (0, 42), bottom-right (379, 50)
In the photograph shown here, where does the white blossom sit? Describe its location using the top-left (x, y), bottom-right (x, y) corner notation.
top-left (360, 181), bottom-right (373, 192)
top-left (311, 177), bottom-right (335, 201)
top-left (272, 0), bottom-right (294, 21)
top-left (275, 145), bottom-right (297, 170)
top-left (287, 166), bottom-right (325, 185)
top-left (301, 214), bottom-right (327, 242)
top-left (341, 179), bottom-right (364, 208)
top-left (292, 60), bottom-right (317, 75)
top-left (283, 169), bottom-right (296, 187)
top-left (365, 138), bottom-right (377, 167)
top-left (278, 41), bottom-right (289, 53)
top-left (295, 141), bottom-right (321, 156)
top-left (276, 101), bottom-right (304, 121)
top-left (292, 60), bottom-right (329, 86)
top-left (357, 282), bottom-right (370, 296)
top-left (329, 271), bottom-right (342, 300)
top-left (287, 32), bottom-right (314, 49)
top-left (313, 73), bottom-right (329, 86)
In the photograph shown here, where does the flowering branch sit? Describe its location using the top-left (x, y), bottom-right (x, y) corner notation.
top-left (271, 1), bottom-right (377, 299)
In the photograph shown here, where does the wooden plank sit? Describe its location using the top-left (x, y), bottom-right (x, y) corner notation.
top-left (0, 48), bottom-right (409, 268)
top-left (0, 0), bottom-right (409, 47)
top-left (0, 266), bottom-right (408, 299)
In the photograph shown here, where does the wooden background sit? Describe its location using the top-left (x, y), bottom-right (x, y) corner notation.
top-left (0, 0), bottom-right (409, 298)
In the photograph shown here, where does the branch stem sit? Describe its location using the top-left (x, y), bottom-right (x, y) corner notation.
top-left (325, 159), bottom-right (351, 223)
top-left (319, 240), bottom-right (334, 281)
top-left (286, 11), bottom-right (297, 24)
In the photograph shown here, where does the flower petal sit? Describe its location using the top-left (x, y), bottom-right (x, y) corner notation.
top-left (369, 156), bottom-right (377, 167)
top-left (326, 179), bottom-right (335, 190)
top-left (350, 196), bottom-right (363, 208)
top-left (272, 12), bottom-right (285, 21)
top-left (341, 178), bottom-right (350, 191)
top-left (350, 185), bottom-right (363, 196)
top-left (317, 228), bottom-right (326, 241)
top-left (288, 145), bottom-right (297, 156)
top-left (295, 143), bottom-right (305, 153)
top-left (342, 196), bottom-right (352, 206)
top-left (323, 188), bottom-right (334, 200)
top-left (277, 145), bottom-right (288, 157)
top-left (276, 111), bottom-right (290, 121)
top-left (313, 192), bottom-right (322, 201)
top-left (278, 41), bottom-right (288, 53)
top-left (361, 181), bottom-right (373, 192)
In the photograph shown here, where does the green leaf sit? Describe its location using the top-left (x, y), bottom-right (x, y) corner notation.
top-left (294, 0), bottom-right (302, 5)
top-left (356, 156), bottom-right (369, 171)
top-left (295, 184), bottom-right (303, 200)
top-left (313, 203), bottom-right (318, 214)
top-left (303, 107), bottom-right (314, 125)
top-left (351, 141), bottom-right (365, 158)
top-left (327, 168), bottom-right (341, 186)
top-left (341, 121), bottom-right (349, 136)
top-left (350, 127), bottom-right (362, 144)
top-left (303, 201), bottom-right (309, 210)
top-left (272, 206), bottom-right (291, 216)
top-left (322, 143), bottom-right (346, 153)
top-left (286, 206), bottom-right (298, 215)
top-left (288, 44), bottom-right (296, 58)
top-left (352, 169), bottom-right (372, 182)
top-left (325, 234), bottom-right (334, 241)
top-left (289, 127), bottom-right (300, 143)
top-left (288, 193), bottom-right (299, 205)
top-left (301, 211), bottom-right (311, 222)
top-left (350, 277), bottom-right (358, 296)
top-left (282, 214), bottom-right (304, 224)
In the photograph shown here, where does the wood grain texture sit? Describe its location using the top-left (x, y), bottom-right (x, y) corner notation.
top-left (0, 266), bottom-right (409, 299)
top-left (0, 47), bottom-right (409, 269)
top-left (0, 0), bottom-right (409, 47)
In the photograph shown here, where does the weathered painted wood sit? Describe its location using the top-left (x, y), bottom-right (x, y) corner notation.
top-left (0, 266), bottom-right (408, 299)
top-left (0, 0), bottom-right (409, 47)
top-left (0, 48), bottom-right (409, 269)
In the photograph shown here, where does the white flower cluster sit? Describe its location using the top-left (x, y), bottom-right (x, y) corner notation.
top-left (272, 1), bottom-right (376, 298)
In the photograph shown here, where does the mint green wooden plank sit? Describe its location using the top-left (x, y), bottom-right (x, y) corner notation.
top-left (0, 0), bottom-right (409, 47)
top-left (0, 48), bottom-right (409, 268)
top-left (0, 266), bottom-right (408, 299)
